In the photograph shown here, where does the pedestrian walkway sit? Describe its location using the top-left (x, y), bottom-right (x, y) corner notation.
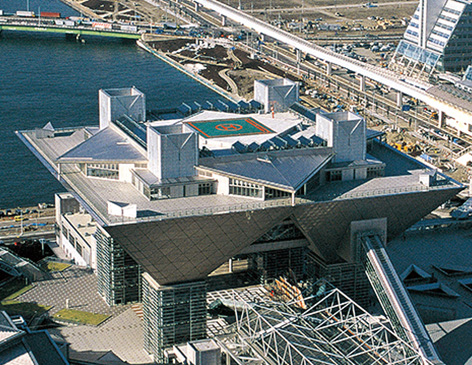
top-left (15, 265), bottom-right (152, 364)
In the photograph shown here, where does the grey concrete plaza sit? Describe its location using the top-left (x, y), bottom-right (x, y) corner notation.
top-left (16, 266), bottom-right (153, 364)
top-left (18, 266), bottom-right (127, 317)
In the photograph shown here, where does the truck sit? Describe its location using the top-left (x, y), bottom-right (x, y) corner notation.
top-left (120, 24), bottom-right (137, 32)
top-left (393, 141), bottom-right (419, 154)
top-left (40, 11), bottom-right (61, 18)
top-left (16, 10), bottom-right (35, 17)
top-left (92, 22), bottom-right (112, 30)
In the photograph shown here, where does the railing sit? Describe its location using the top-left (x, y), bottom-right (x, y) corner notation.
top-left (107, 197), bottom-right (297, 224)
top-left (19, 128), bottom-right (460, 227)
top-left (106, 179), bottom-right (458, 225)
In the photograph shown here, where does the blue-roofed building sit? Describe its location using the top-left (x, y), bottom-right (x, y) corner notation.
top-left (248, 99), bottom-right (262, 110)
top-left (189, 101), bottom-right (202, 113)
top-left (281, 134), bottom-right (299, 147)
top-left (297, 135), bottom-right (312, 146)
top-left (247, 141), bottom-right (260, 152)
top-left (231, 141), bottom-right (247, 153)
top-left (269, 136), bottom-right (287, 149)
top-left (289, 102), bottom-right (321, 122)
top-left (215, 100), bottom-right (229, 111)
top-left (237, 100), bottom-right (250, 112)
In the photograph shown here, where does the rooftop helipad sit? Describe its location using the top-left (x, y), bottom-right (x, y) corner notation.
top-left (185, 117), bottom-right (274, 138)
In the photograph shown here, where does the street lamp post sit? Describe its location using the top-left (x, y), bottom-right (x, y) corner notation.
top-left (415, 104), bottom-right (418, 131)
top-left (19, 210), bottom-right (23, 237)
top-left (371, 90), bottom-right (376, 114)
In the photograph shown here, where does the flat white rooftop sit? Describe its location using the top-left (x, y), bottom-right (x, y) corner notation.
top-left (18, 124), bottom-right (461, 227)
top-left (64, 212), bottom-right (96, 248)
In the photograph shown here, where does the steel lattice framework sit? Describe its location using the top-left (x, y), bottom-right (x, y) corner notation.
top-left (216, 289), bottom-right (429, 365)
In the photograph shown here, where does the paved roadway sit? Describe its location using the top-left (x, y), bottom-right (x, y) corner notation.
top-left (0, 210), bottom-right (56, 243)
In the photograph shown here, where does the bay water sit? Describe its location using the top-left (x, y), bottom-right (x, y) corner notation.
top-left (0, 0), bottom-right (220, 208)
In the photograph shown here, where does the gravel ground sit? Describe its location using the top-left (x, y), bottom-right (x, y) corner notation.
top-left (149, 39), bottom-right (303, 97)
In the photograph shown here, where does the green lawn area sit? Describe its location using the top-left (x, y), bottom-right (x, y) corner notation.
top-left (0, 279), bottom-right (33, 301)
top-left (53, 309), bottom-right (110, 326)
top-left (0, 300), bottom-right (52, 318)
top-left (44, 261), bottom-right (71, 272)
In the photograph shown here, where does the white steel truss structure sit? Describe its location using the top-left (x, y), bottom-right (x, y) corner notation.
top-left (215, 289), bottom-right (429, 365)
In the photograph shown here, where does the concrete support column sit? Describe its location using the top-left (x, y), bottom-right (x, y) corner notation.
top-left (296, 49), bottom-right (302, 63)
top-left (326, 62), bottom-right (332, 76)
top-left (359, 75), bottom-right (366, 92)
top-left (228, 258), bottom-right (233, 273)
top-left (438, 110), bottom-right (445, 128)
top-left (194, 2), bottom-right (200, 11)
top-left (221, 14), bottom-right (227, 26)
top-left (396, 91), bottom-right (403, 108)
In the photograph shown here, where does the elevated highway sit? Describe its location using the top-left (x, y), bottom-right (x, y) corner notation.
top-left (193, 0), bottom-right (472, 128)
